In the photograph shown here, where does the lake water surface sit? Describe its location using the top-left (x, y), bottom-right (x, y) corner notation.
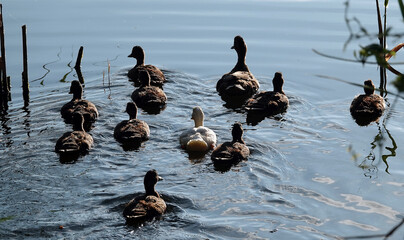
top-left (1, 0), bottom-right (404, 239)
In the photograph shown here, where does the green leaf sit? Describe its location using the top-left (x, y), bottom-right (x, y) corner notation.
top-left (0, 216), bottom-right (14, 222)
top-left (392, 75), bottom-right (404, 92)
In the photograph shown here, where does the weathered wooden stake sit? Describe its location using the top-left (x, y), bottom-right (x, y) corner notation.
top-left (22, 25), bottom-right (29, 103)
top-left (74, 46), bottom-right (84, 84)
top-left (0, 4), bottom-right (10, 102)
top-left (0, 57), bottom-right (3, 100)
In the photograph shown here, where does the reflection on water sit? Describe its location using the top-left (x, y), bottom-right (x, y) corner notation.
top-left (350, 121), bottom-right (397, 177)
top-left (0, 110), bottom-right (12, 149)
top-left (22, 105), bottom-right (31, 138)
top-left (381, 125), bottom-right (397, 172)
top-left (32, 47), bottom-right (62, 85)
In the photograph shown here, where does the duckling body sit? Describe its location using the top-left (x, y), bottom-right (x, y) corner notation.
top-left (123, 170), bottom-right (166, 225)
top-left (350, 80), bottom-right (385, 126)
top-left (128, 46), bottom-right (166, 87)
top-left (61, 80), bottom-right (98, 130)
top-left (217, 36), bottom-right (259, 104)
top-left (131, 71), bottom-right (167, 114)
top-left (245, 72), bottom-right (289, 115)
top-left (211, 122), bottom-right (249, 166)
top-left (179, 106), bottom-right (217, 152)
top-left (55, 112), bottom-right (93, 154)
top-left (114, 102), bottom-right (150, 146)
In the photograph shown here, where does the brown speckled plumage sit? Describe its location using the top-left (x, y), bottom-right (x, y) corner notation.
top-left (217, 36), bottom-right (259, 104)
top-left (245, 72), bottom-right (289, 115)
top-left (55, 112), bottom-right (93, 154)
top-left (123, 170), bottom-right (166, 225)
top-left (131, 71), bottom-right (167, 113)
top-left (128, 46), bottom-right (166, 88)
top-left (211, 122), bottom-right (250, 166)
top-left (114, 102), bottom-right (150, 145)
top-left (350, 80), bottom-right (385, 126)
top-left (61, 80), bottom-right (98, 130)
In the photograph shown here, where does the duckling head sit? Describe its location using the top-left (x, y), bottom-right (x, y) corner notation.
top-left (273, 72), bottom-right (285, 93)
top-left (144, 169), bottom-right (163, 197)
top-left (364, 79), bottom-right (375, 95)
top-left (231, 35), bottom-right (247, 52)
top-left (126, 102), bottom-right (138, 120)
top-left (191, 106), bottom-right (204, 128)
top-left (128, 46), bottom-right (145, 65)
top-left (232, 122), bottom-right (245, 144)
top-left (69, 80), bottom-right (83, 100)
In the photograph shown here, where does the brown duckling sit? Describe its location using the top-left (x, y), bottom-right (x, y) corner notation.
top-left (211, 122), bottom-right (250, 167)
top-left (114, 102), bottom-right (150, 147)
top-left (245, 72), bottom-right (289, 115)
top-left (216, 36), bottom-right (260, 105)
top-left (123, 169), bottom-right (166, 225)
top-left (128, 46), bottom-right (166, 87)
top-left (61, 80), bottom-right (98, 130)
top-left (350, 79), bottom-right (385, 126)
top-left (131, 71), bottom-right (167, 114)
top-left (55, 112), bottom-right (93, 155)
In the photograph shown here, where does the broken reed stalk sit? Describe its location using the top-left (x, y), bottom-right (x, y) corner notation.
top-left (0, 3), bottom-right (10, 102)
top-left (22, 25), bottom-right (29, 103)
top-left (74, 46), bottom-right (83, 70)
top-left (74, 46), bottom-right (84, 84)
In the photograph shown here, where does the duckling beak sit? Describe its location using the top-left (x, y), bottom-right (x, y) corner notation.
top-left (158, 176), bottom-right (163, 181)
top-left (231, 45), bottom-right (235, 49)
top-left (128, 53), bottom-right (135, 58)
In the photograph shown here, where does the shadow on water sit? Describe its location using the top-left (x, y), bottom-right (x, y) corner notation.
top-left (186, 150), bottom-right (209, 163)
top-left (58, 151), bottom-right (81, 164)
top-left (119, 142), bottom-right (142, 152)
top-left (212, 159), bottom-right (247, 173)
top-left (246, 111), bottom-right (286, 126)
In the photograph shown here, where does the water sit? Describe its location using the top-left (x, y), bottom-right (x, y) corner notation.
top-left (1, 0), bottom-right (404, 239)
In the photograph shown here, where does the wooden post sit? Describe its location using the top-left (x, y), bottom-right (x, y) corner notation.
top-left (0, 57), bottom-right (3, 108)
top-left (0, 56), bottom-right (3, 98)
top-left (22, 25), bottom-right (29, 103)
top-left (0, 4), bottom-right (10, 101)
top-left (74, 46), bottom-right (84, 84)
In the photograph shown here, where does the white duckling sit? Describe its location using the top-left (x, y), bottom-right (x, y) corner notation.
top-left (179, 106), bottom-right (217, 152)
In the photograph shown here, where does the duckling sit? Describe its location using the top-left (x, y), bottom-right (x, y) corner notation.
top-left (114, 102), bottom-right (150, 146)
top-left (55, 112), bottom-right (93, 155)
top-left (131, 71), bottom-right (167, 114)
top-left (216, 36), bottom-right (260, 104)
top-left (211, 122), bottom-right (250, 166)
top-left (350, 79), bottom-right (385, 126)
top-left (128, 46), bottom-right (166, 87)
top-left (245, 72), bottom-right (289, 115)
top-left (179, 106), bottom-right (217, 152)
top-left (61, 80), bottom-right (98, 130)
top-left (123, 169), bottom-right (166, 225)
